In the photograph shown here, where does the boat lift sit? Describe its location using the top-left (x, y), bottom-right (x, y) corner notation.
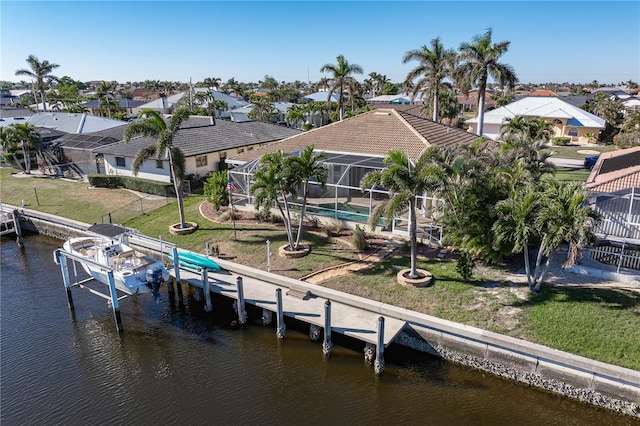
top-left (54, 232), bottom-right (183, 333)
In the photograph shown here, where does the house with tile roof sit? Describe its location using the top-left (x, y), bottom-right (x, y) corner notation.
top-left (465, 96), bottom-right (606, 141)
top-left (93, 116), bottom-right (301, 182)
top-left (226, 108), bottom-right (490, 239)
top-left (582, 146), bottom-right (640, 273)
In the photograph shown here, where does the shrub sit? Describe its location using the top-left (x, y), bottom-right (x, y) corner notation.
top-left (456, 250), bottom-right (476, 281)
top-left (552, 136), bottom-right (571, 146)
top-left (203, 170), bottom-right (229, 210)
top-left (88, 174), bottom-right (174, 196)
top-left (352, 225), bottom-right (368, 252)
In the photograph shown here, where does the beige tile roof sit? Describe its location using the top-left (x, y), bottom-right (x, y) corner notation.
top-left (228, 109), bottom-right (490, 164)
top-left (586, 146), bottom-right (640, 192)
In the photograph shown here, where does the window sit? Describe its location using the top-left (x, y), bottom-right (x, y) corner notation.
top-left (195, 155), bottom-right (208, 167)
top-left (115, 157), bottom-right (125, 167)
top-left (156, 160), bottom-right (164, 169)
top-left (568, 127), bottom-right (579, 137)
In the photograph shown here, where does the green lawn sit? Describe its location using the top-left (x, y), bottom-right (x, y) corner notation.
top-left (545, 144), bottom-right (618, 160)
top-left (2, 165), bottom-right (639, 370)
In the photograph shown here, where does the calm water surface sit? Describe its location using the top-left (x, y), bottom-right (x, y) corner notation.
top-left (1, 234), bottom-right (637, 425)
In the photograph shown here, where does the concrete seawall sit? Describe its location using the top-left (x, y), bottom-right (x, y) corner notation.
top-left (7, 206), bottom-right (639, 417)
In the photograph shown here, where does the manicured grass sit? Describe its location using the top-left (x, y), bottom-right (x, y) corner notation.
top-left (2, 165), bottom-right (639, 370)
top-left (545, 144), bottom-right (618, 160)
top-left (124, 195), bottom-right (362, 277)
top-left (0, 167), bottom-right (169, 224)
top-left (519, 287), bottom-right (640, 370)
top-left (554, 168), bottom-right (591, 183)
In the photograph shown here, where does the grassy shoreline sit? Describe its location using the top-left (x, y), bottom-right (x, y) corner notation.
top-left (2, 167), bottom-right (638, 371)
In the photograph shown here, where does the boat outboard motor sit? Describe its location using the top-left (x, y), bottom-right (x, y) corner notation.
top-left (146, 265), bottom-right (164, 296)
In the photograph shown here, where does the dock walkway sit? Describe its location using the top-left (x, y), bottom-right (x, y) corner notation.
top-left (176, 266), bottom-right (406, 347)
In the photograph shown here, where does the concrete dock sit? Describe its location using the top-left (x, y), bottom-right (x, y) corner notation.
top-left (176, 266), bottom-right (406, 347)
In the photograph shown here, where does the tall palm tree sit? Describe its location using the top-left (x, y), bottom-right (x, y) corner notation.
top-left (402, 37), bottom-right (457, 122)
top-left (457, 28), bottom-right (518, 136)
top-left (361, 150), bottom-right (440, 279)
top-left (320, 55), bottom-right (363, 121)
top-left (288, 145), bottom-right (328, 248)
top-left (15, 55), bottom-right (60, 112)
top-left (124, 108), bottom-right (191, 229)
top-left (97, 81), bottom-right (118, 118)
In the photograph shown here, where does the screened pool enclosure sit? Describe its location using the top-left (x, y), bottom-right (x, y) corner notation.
top-left (228, 151), bottom-right (445, 246)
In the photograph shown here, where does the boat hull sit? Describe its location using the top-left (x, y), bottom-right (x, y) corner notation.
top-left (62, 237), bottom-right (170, 296)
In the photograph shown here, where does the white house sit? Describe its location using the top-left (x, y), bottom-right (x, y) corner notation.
top-left (135, 89), bottom-right (247, 115)
top-left (93, 116), bottom-right (301, 182)
top-left (466, 96), bottom-right (606, 142)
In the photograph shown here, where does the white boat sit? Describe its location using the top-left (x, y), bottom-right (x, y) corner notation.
top-left (63, 236), bottom-right (170, 296)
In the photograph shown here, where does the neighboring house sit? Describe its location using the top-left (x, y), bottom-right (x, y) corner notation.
top-left (0, 109), bottom-right (33, 127)
top-left (527, 89), bottom-right (558, 97)
top-left (26, 112), bottom-right (128, 134)
top-left (53, 123), bottom-right (131, 175)
top-left (457, 89), bottom-right (495, 112)
top-left (583, 146), bottom-right (640, 273)
top-left (301, 91), bottom-right (340, 103)
top-left (621, 96), bottom-right (640, 117)
top-left (93, 116), bottom-right (301, 182)
top-left (366, 93), bottom-right (425, 105)
top-left (136, 89), bottom-right (247, 115)
top-left (228, 101), bottom-right (294, 123)
top-left (466, 96), bottom-right (606, 141)
top-left (80, 99), bottom-right (146, 118)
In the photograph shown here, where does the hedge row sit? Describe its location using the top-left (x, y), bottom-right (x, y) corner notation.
top-left (552, 136), bottom-right (572, 146)
top-left (88, 174), bottom-right (175, 196)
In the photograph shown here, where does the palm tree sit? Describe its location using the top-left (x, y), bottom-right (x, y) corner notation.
top-left (402, 37), bottom-right (457, 122)
top-left (250, 150), bottom-right (298, 250)
top-left (248, 96), bottom-right (276, 122)
top-left (286, 104), bottom-right (306, 129)
top-left (288, 146), bottom-right (328, 249)
top-left (456, 28), bottom-right (518, 136)
top-left (0, 122), bottom-right (42, 174)
top-left (493, 177), bottom-right (599, 292)
top-left (124, 108), bottom-right (191, 229)
top-left (361, 150), bottom-right (440, 279)
top-left (96, 81), bottom-right (119, 118)
top-left (15, 55), bottom-right (60, 112)
top-left (320, 55), bottom-right (364, 121)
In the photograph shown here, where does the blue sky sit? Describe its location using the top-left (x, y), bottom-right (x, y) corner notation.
top-left (1, 1), bottom-right (639, 86)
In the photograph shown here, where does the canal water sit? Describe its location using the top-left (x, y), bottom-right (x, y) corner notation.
top-left (1, 234), bottom-right (637, 425)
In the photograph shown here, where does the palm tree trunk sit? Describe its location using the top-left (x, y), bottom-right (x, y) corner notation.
top-left (476, 91), bottom-right (486, 136)
top-left (294, 181), bottom-right (309, 249)
top-left (278, 198), bottom-right (296, 250)
top-left (22, 141), bottom-right (31, 174)
top-left (433, 88), bottom-right (439, 122)
top-left (409, 200), bottom-right (418, 279)
top-left (40, 89), bottom-right (47, 112)
top-left (168, 152), bottom-right (187, 228)
top-left (523, 243), bottom-right (532, 287)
